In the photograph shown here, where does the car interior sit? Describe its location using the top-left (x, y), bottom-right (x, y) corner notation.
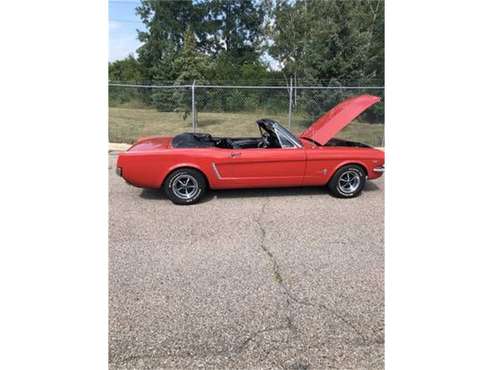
top-left (171, 120), bottom-right (283, 149)
top-left (171, 119), bottom-right (372, 149)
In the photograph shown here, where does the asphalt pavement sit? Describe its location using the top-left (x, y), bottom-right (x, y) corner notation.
top-left (109, 153), bottom-right (384, 369)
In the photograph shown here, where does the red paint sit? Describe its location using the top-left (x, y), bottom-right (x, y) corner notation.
top-left (300, 95), bottom-right (381, 145)
top-left (117, 95), bottom-right (384, 191)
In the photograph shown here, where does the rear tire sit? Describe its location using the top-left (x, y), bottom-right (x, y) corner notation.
top-left (164, 168), bottom-right (207, 205)
top-left (328, 165), bottom-right (366, 198)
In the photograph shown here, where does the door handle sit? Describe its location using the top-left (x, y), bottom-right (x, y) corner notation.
top-left (230, 152), bottom-right (241, 158)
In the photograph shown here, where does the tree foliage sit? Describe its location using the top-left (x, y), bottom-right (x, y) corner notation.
top-left (108, 55), bottom-right (142, 82)
top-left (109, 0), bottom-right (385, 122)
top-left (270, 0), bottom-right (384, 122)
top-left (108, 55), bottom-right (143, 106)
top-left (152, 29), bottom-right (212, 117)
top-left (206, 0), bottom-right (266, 62)
top-left (270, 0), bottom-right (384, 84)
top-left (134, 0), bottom-right (265, 82)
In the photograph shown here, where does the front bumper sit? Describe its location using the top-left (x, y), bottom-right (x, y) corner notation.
top-left (116, 167), bottom-right (122, 177)
top-left (373, 165), bottom-right (385, 173)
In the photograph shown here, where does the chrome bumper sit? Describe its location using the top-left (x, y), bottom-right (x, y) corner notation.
top-left (116, 167), bottom-right (122, 176)
top-left (373, 165), bottom-right (385, 173)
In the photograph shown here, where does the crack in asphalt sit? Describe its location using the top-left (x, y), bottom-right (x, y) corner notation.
top-left (236, 324), bottom-right (292, 354)
top-left (253, 198), bottom-right (368, 343)
top-left (112, 197), bottom-right (373, 367)
top-left (255, 199), bottom-right (298, 333)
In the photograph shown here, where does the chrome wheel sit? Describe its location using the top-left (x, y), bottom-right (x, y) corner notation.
top-left (171, 174), bottom-right (199, 200)
top-left (337, 170), bottom-right (361, 194)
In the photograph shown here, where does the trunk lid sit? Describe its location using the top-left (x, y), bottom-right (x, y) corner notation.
top-left (127, 136), bottom-right (172, 152)
top-left (300, 95), bottom-right (381, 145)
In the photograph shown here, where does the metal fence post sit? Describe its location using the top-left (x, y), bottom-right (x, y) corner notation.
top-left (191, 80), bottom-right (196, 133)
top-left (288, 77), bottom-right (293, 129)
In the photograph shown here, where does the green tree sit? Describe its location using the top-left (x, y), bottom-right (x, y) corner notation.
top-left (270, 0), bottom-right (384, 122)
top-left (152, 29), bottom-right (211, 119)
top-left (136, 0), bottom-right (210, 82)
top-left (271, 0), bottom-right (384, 83)
top-left (135, 0), bottom-right (268, 83)
top-left (108, 55), bottom-right (144, 106)
top-left (108, 54), bottom-right (142, 82)
top-left (134, 0), bottom-right (269, 113)
top-left (110, 0), bottom-right (384, 121)
top-left (207, 0), bottom-right (266, 63)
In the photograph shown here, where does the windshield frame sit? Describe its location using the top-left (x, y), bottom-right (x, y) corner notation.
top-left (256, 119), bottom-right (303, 149)
top-left (271, 121), bottom-right (303, 149)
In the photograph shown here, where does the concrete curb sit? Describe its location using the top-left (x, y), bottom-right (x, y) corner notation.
top-left (109, 143), bottom-right (131, 152)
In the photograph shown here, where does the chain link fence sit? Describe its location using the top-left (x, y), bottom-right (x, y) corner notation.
top-left (109, 81), bottom-right (384, 146)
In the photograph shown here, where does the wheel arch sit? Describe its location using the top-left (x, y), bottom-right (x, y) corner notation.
top-left (328, 161), bottom-right (368, 183)
top-left (162, 164), bottom-right (211, 188)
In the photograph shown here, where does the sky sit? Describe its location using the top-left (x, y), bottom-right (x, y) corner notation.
top-left (109, 0), bottom-right (143, 62)
top-left (108, 0), bottom-right (281, 70)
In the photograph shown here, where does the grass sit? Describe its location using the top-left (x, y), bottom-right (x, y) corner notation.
top-left (109, 107), bottom-right (384, 147)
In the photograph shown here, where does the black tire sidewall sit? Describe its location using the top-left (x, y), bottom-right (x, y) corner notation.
top-left (164, 169), bottom-right (206, 205)
top-left (329, 165), bottom-right (366, 198)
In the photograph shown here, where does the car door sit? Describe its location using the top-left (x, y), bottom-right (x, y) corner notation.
top-left (229, 145), bottom-right (306, 188)
top-left (205, 147), bottom-right (242, 189)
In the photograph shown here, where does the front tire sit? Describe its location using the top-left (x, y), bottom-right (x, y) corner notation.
top-left (328, 165), bottom-right (366, 198)
top-left (164, 168), bottom-right (207, 205)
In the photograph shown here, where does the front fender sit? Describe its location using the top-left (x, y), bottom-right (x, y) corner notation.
top-left (328, 160), bottom-right (369, 180)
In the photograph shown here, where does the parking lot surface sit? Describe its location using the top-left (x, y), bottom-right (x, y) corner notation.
top-left (109, 153), bottom-right (384, 369)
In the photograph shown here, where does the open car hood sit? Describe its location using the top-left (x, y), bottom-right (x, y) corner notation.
top-left (300, 95), bottom-right (381, 145)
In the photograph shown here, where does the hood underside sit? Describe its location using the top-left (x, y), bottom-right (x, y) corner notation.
top-left (300, 95), bottom-right (381, 145)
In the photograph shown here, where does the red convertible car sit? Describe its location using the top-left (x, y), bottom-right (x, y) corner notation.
top-left (116, 95), bottom-right (384, 205)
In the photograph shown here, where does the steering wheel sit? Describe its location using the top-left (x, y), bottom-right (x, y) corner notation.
top-left (257, 132), bottom-right (270, 148)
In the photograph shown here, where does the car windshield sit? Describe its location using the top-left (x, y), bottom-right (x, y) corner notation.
top-left (272, 121), bottom-right (302, 147)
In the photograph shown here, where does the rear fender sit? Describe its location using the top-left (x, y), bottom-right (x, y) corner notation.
top-left (162, 163), bottom-right (211, 188)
